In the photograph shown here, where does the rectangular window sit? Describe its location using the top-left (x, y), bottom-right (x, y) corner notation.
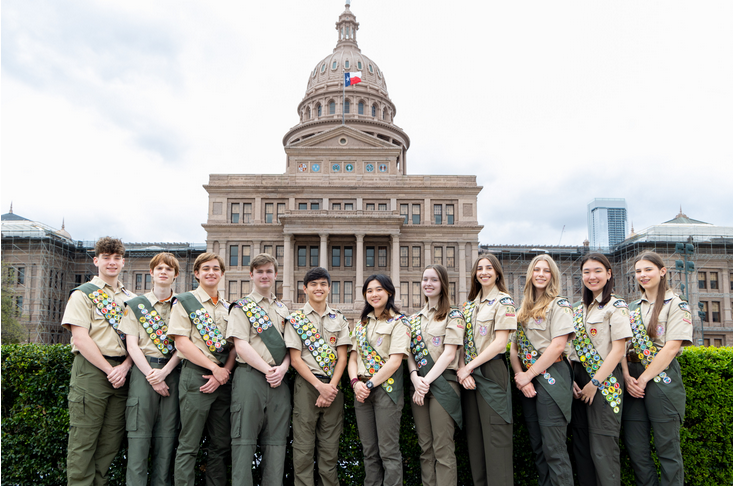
top-left (400, 246), bottom-right (409, 267)
top-left (366, 203), bottom-right (375, 211)
top-left (229, 245), bottom-right (239, 268)
top-left (75, 274), bottom-right (83, 286)
top-left (310, 247), bottom-right (319, 267)
top-left (297, 281), bottom-right (305, 303)
top-left (332, 281), bottom-right (341, 304)
top-left (299, 203), bottom-right (308, 210)
top-left (344, 203), bottom-right (354, 211)
top-left (344, 281), bottom-right (353, 304)
top-left (344, 246), bottom-right (353, 267)
top-left (378, 203), bottom-right (387, 211)
top-left (263, 245), bottom-right (273, 256)
top-left (242, 246), bottom-right (251, 267)
top-left (400, 204), bottom-right (409, 224)
top-left (434, 246), bottom-right (443, 265)
top-left (277, 203), bottom-right (285, 222)
top-left (311, 202), bottom-right (320, 210)
top-left (366, 246), bottom-right (375, 267)
top-left (275, 281), bottom-right (283, 300)
top-left (712, 302), bottom-right (721, 323)
top-left (446, 204), bottom-right (454, 224)
top-left (243, 203), bottom-right (252, 223)
top-left (231, 203), bottom-right (240, 223)
top-left (136, 273), bottom-right (143, 291)
top-left (228, 281), bottom-right (238, 302)
top-left (276, 245), bottom-right (284, 265)
top-left (450, 282), bottom-right (456, 304)
top-left (434, 204), bottom-right (442, 224)
top-left (412, 282), bottom-right (421, 308)
top-left (298, 246), bottom-right (307, 267)
top-left (701, 301), bottom-right (709, 322)
top-left (412, 246), bottom-right (421, 268)
top-left (15, 296), bottom-right (23, 316)
top-left (344, 100), bottom-right (350, 113)
top-left (412, 204), bottom-right (421, 224)
top-left (332, 247), bottom-right (341, 267)
top-left (401, 282), bottom-right (409, 308)
top-left (145, 274), bottom-right (152, 290)
top-left (332, 203), bottom-right (341, 210)
top-left (265, 203), bottom-right (274, 223)
top-left (378, 246), bottom-right (387, 267)
top-left (698, 271), bottom-right (707, 289)
top-left (241, 281), bottom-right (250, 296)
top-left (446, 247), bottom-right (455, 268)
top-left (730, 273), bottom-right (733, 291)
top-left (710, 272), bottom-right (719, 290)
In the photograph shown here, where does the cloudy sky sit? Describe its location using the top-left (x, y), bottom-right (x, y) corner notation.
top-left (3, 1), bottom-right (732, 246)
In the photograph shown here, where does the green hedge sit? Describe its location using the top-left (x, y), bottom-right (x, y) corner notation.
top-left (2, 344), bottom-right (732, 485)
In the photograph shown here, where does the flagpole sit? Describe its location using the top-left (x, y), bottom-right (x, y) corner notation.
top-left (342, 70), bottom-right (345, 126)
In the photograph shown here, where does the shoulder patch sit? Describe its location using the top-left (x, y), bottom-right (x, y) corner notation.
top-left (499, 297), bottom-right (515, 306)
top-left (449, 309), bottom-right (463, 319)
top-left (679, 302), bottom-right (690, 312)
top-left (613, 300), bottom-right (628, 309)
top-left (556, 298), bottom-right (571, 308)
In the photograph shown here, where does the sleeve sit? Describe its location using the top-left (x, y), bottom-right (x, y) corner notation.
top-left (495, 295), bottom-right (518, 331)
top-left (609, 301), bottom-right (632, 342)
top-left (665, 298), bottom-right (694, 346)
top-left (387, 319), bottom-right (411, 356)
top-left (350, 321), bottom-right (359, 351)
top-left (336, 314), bottom-right (352, 348)
top-left (283, 318), bottom-right (303, 350)
top-left (549, 300), bottom-right (575, 340)
top-left (166, 300), bottom-right (192, 338)
top-left (225, 306), bottom-right (251, 342)
top-left (118, 306), bottom-right (139, 336)
top-left (444, 311), bottom-right (465, 346)
top-left (61, 291), bottom-right (92, 330)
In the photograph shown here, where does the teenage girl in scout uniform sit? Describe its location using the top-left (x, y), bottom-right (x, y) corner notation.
top-left (621, 251), bottom-right (691, 486)
top-left (120, 252), bottom-right (182, 486)
top-left (406, 264), bottom-right (465, 486)
top-left (457, 255), bottom-right (516, 486)
top-left (510, 254), bottom-right (575, 486)
top-left (347, 274), bottom-right (410, 486)
top-left (569, 253), bottom-right (631, 486)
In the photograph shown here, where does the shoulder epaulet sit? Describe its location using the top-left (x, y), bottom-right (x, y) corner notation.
top-left (448, 309), bottom-right (463, 319)
top-left (556, 298), bottom-right (572, 308)
top-left (499, 296), bottom-right (516, 306)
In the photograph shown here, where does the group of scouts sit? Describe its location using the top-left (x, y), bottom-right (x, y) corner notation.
top-left (63, 236), bottom-right (690, 486)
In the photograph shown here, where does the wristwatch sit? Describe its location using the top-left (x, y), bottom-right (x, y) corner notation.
top-left (365, 380), bottom-right (374, 390)
top-left (591, 378), bottom-right (601, 387)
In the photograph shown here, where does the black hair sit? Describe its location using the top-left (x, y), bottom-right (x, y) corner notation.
top-left (303, 266), bottom-right (331, 286)
top-left (360, 274), bottom-right (399, 323)
top-left (580, 253), bottom-right (615, 307)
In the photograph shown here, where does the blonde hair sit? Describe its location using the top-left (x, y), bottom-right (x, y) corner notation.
top-left (516, 254), bottom-right (562, 323)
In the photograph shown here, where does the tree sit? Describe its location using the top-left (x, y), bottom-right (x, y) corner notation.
top-left (2, 263), bottom-right (25, 344)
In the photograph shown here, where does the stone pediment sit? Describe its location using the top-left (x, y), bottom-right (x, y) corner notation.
top-left (289, 125), bottom-right (396, 149)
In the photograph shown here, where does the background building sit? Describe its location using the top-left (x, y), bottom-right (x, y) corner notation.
top-left (588, 198), bottom-right (628, 250)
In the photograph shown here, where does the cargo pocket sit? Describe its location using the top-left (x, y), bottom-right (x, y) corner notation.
top-left (67, 389), bottom-right (85, 425)
top-left (230, 403), bottom-right (242, 439)
top-left (125, 397), bottom-right (139, 432)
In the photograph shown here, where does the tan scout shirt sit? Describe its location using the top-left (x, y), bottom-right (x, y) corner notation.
top-left (226, 291), bottom-right (290, 366)
top-left (569, 295), bottom-right (632, 362)
top-left (284, 302), bottom-right (351, 376)
top-left (167, 286), bottom-right (230, 365)
top-left (62, 276), bottom-right (135, 356)
top-left (416, 304), bottom-right (465, 371)
top-left (639, 289), bottom-right (693, 349)
top-left (471, 286), bottom-right (518, 354)
top-left (119, 290), bottom-right (175, 359)
top-left (515, 297), bottom-right (575, 355)
top-left (351, 311), bottom-right (411, 378)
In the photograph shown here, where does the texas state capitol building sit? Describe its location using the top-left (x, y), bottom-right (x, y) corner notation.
top-left (203, 3), bottom-right (483, 321)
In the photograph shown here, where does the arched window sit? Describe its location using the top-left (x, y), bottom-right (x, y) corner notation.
top-left (371, 104), bottom-right (377, 117)
top-left (317, 104), bottom-right (322, 117)
top-left (357, 61), bottom-right (363, 70)
top-left (332, 61), bottom-right (338, 70)
top-left (344, 100), bottom-right (350, 114)
top-left (345, 60), bottom-right (350, 69)
top-left (358, 102), bottom-right (364, 115)
top-left (329, 101), bottom-right (336, 115)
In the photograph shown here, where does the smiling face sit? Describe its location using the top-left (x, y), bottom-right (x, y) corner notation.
top-left (151, 262), bottom-right (178, 288)
top-left (94, 253), bottom-right (124, 279)
top-left (422, 268), bottom-right (442, 300)
top-left (582, 259), bottom-right (611, 298)
top-left (635, 259), bottom-right (666, 294)
top-left (194, 258), bottom-right (223, 290)
top-left (475, 258), bottom-right (497, 292)
top-left (251, 263), bottom-right (277, 296)
top-left (304, 278), bottom-right (330, 306)
top-left (365, 279), bottom-right (390, 315)
top-left (532, 259), bottom-right (552, 292)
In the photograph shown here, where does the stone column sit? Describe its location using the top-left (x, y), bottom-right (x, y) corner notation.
top-left (320, 233), bottom-right (329, 269)
top-left (424, 241), bottom-right (432, 267)
top-left (355, 233), bottom-right (365, 304)
top-left (283, 234), bottom-right (292, 306)
top-left (458, 242), bottom-right (467, 303)
top-left (254, 197), bottom-right (262, 223)
top-left (470, 242), bottom-right (478, 266)
top-left (391, 234), bottom-right (401, 303)
top-left (253, 241), bottom-right (261, 256)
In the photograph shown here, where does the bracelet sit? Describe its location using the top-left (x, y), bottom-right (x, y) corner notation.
top-left (410, 369), bottom-right (418, 374)
top-left (350, 378), bottom-right (359, 388)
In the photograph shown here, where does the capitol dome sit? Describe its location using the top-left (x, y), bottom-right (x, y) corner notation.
top-left (283, 2), bottom-right (409, 153)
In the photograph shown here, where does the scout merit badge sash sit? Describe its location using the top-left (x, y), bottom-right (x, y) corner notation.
top-left (628, 299), bottom-right (687, 420)
top-left (516, 307), bottom-right (572, 421)
top-left (288, 310), bottom-right (337, 377)
top-left (353, 315), bottom-right (407, 405)
top-left (462, 300), bottom-right (512, 423)
top-left (572, 302), bottom-right (622, 419)
top-left (176, 292), bottom-right (230, 365)
top-left (409, 312), bottom-right (463, 428)
top-left (125, 295), bottom-right (175, 356)
top-left (230, 296), bottom-right (287, 365)
top-left (74, 282), bottom-right (126, 341)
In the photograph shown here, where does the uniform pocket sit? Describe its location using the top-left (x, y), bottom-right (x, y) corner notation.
top-left (125, 397), bottom-right (139, 432)
top-left (526, 316), bottom-right (548, 331)
top-left (230, 403), bottom-right (242, 439)
top-left (67, 389), bottom-right (85, 425)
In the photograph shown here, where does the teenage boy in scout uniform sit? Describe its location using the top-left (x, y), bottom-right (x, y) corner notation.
top-left (62, 236), bottom-right (135, 486)
top-left (285, 267), bottom-right (351, 486)
top-left (227, 253), bottom-right (291, 486)
top-left (120, 252), bottom-right (181, 486)
top-left (168, 252), bottom-right (235, 486)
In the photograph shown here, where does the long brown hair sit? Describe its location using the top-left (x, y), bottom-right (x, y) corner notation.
top-left (422, 264), bottom-right (451, 321)
top-left (580, 253), bottom-right (614, 307)
top-left (516, 255), bottom-right (561, 323)
top-left (634, 251), bottom-right (668, 339)
top-left (468, 255), bottom-right (509, 301)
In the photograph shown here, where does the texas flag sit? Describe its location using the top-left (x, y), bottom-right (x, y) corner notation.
top-left (344, 71), bottom-right (362, 87)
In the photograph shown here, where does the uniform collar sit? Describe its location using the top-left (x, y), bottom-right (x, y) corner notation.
top-left (250, 290), bottom-right (276, 305)
top-left (478, 285), bottom-right (500, 303)
top-left (303, 302), bottom-right (334, 317)
top-left (90, 275), bottom-right (126, 293)
top-left (418, 304), bottom-right (435, 317)
top-left (146, 289), bottom-right (174, 306)
top-left (193, 285), bottom-right (220, 305)
top-left (640, 288), bottom-right (674, 304)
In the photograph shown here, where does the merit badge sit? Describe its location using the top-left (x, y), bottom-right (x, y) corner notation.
top-left (590, 328), bottom-right (598, 337)
top-left (432, 336), bottom-right (441, 346)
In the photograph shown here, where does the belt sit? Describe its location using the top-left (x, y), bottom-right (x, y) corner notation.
top-left (626, 352), bottom-right (641, 363)
top-left (146, 356), bottom-right (169, 364)
top-left (313, 374), bottom-right (330, 382)
top-left (103, 355), bottom-right (126, 363)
